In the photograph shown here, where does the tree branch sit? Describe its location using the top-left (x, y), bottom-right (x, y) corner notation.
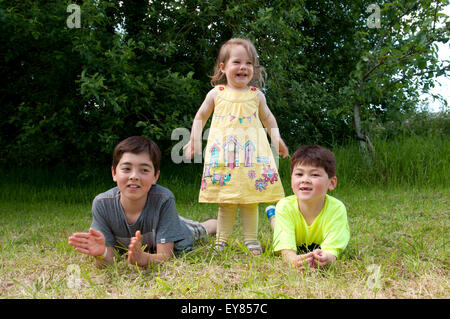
top-left (380, 64), bottom-right (450, 93)
top-left (362, 1), bottom-right (447, 82)
top-left (363, 26), bottom-right (448, 82)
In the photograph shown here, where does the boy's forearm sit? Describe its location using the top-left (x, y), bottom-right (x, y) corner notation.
top-left (281, 249), bottom-right (299, 266)
top-left (281, 249), bottom-right (317, 269)
top-left (93, 255), bottom-right (114, 267)
top-left (322, 252), bottom-right (337, 265)
top-left (93, 248), bottom-right (114, 267)
top-left (310, 249), bottom-right (337, 268)
top-left (145, 251), bottom-right (174, 266)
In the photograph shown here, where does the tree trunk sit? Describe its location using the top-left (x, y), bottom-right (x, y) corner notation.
top-left (353, 101), bottom-right (375, 165)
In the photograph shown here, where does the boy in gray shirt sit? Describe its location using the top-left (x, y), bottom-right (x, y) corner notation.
top-left (69, 136), bottom-right (217, 267)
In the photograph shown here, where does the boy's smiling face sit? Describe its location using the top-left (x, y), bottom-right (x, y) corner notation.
top-left (112, 152), bottom-right (160, 203)
top-left (291, 163), bottom-right (337, 204)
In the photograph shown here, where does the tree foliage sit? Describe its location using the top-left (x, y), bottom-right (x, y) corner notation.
top-left (344, 0), bottom-right (450, 161)
top-left (0, 0), bottom-right (448, 169)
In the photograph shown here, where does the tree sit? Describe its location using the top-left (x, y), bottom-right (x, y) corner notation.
top-left (0, 0), bottom-right (87, 166)
top-left (345, 0), bottom-right (449, 162)
top-left (0, 0), bottom-right (447, 169)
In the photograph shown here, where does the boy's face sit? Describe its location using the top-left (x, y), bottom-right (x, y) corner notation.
top-left (112, 152), bottom-right (160, 203)
top-left (291, 163), bottom-right (337, 204)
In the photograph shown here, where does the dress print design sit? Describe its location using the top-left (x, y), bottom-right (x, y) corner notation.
top-left (199, 86), bottom-right (285, 204)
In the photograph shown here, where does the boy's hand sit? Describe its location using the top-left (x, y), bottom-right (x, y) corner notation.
top-left (293, 252), bottom-right (315, 269)
top-left (282, 249), bottom-right (336, 270)
top-left (311, 249), bottom-right (336, 268)
top-left (128, 231), bottom-right (148, 267)
top-left (282, 249), bottom-right (314, 269)
top-left (68, 228), bottom-right (106, 257)
top-left (282, 250), bottom-right (314, 269)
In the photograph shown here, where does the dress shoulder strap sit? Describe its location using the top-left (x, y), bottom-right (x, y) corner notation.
top-left (215, 86), bottom-right (258, 103)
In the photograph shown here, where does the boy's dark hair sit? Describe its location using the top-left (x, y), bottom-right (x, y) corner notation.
top-left (112, 136), bottom-right (161, 175)
top-left (290, 145), bottom-right (336, 178)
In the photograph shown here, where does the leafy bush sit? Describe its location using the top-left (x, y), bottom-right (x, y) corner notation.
top-left (1, 0), bottom-right (447, 169)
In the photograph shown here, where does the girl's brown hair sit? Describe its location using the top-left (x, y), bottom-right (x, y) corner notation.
top-left (210, 38), bottom-right (265, 88)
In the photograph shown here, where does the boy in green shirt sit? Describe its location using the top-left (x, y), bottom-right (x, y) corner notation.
top-left (267, 145), bottom-right (350, 269)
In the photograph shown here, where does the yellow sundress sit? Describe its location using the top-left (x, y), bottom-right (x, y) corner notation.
top-left (199, 85), bottom-right (285, 204)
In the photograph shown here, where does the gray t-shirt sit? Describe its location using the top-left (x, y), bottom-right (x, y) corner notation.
top-left (90, 185), bottom-right (194, 254)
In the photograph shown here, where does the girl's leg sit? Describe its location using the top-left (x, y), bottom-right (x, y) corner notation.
top-left (240, 203), bottom-right (261, 255)
top-left (216, 203), bottom-right (238, 245)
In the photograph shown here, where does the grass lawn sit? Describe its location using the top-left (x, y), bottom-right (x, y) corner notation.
top-left (0, 134), bottom-right (448, 298)
top-left (0, 176), bottom-right (448, 298)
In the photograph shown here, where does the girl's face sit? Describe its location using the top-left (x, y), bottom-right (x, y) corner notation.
top-left (219, 44), bottom-right (254, 90)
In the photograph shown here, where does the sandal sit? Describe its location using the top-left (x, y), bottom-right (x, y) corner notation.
top-left (213, 241), bottom-right (227, 254)
top-left (244, 240), bottom-right (262, 256)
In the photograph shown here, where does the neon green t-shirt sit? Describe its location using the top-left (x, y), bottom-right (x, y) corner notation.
top-left (272, 194), bottom-right (350, 258)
